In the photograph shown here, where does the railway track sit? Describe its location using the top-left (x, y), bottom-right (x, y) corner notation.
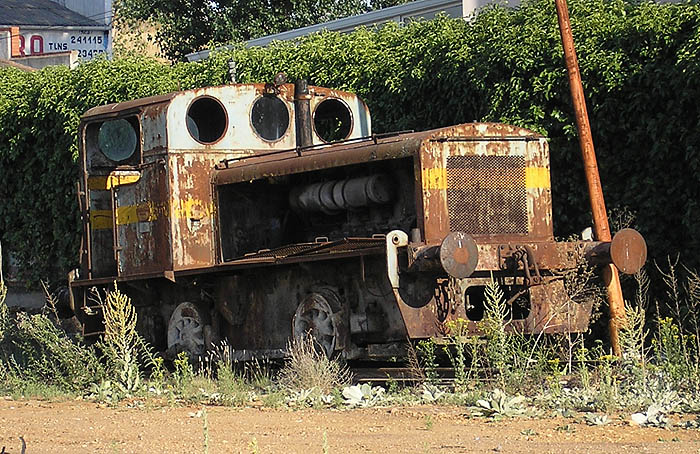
top-left (349, 362), bottom-right (460, 385)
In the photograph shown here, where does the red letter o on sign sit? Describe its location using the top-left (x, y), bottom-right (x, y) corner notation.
top-left (30, 35), bottom-right (43, 55)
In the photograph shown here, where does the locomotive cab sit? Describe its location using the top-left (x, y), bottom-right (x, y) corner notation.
top-left (75, 82), bottom-right (372, 280)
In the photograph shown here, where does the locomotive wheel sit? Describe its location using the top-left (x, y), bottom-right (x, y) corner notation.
top-left (292, 290), bottom-right (343, 358)
top-left (167, 302), bottom-right (209, 357)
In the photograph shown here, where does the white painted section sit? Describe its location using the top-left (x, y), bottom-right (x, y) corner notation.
top-left (47, 0), bottom-right (114, 62)
top-left (308, 89), bottom-right (372, 142)
top-left (0, 30), bottom-right (10, 60)
top-left (166, 85), bottom-right (372, 151)
top-left (167, 85), bottom-right (296, 152)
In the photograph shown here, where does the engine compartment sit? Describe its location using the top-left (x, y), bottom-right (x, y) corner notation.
top-left (217, 157), bottom-right (417, 261)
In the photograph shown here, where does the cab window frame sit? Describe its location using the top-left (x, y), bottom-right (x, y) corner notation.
top-left (85, 115), bottom-right (142, 170)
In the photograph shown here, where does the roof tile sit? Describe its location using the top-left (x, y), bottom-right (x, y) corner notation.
top-left (0, 0), bottom-right (103, 27)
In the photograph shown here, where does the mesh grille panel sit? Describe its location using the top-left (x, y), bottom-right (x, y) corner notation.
top-left (446, 155), bottom-right (528, 234)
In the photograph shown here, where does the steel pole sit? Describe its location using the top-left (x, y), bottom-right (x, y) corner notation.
top-left (554, 0), bottom-right (625, 355)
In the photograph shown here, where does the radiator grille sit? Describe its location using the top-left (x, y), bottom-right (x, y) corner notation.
top-left (446, 155), bottom-right (528, 235)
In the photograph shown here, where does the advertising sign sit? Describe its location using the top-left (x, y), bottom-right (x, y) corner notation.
top-left (18, 29), bottom-right (109, 60)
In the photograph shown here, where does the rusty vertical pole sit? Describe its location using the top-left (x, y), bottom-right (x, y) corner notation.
top-left (294, 79), bottom-right (313, 150)
top-left (554, 0), bottom-right (625, 355)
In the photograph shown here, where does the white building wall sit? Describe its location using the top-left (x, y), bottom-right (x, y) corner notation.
top-left (0, 30), bottom-right (10, 60)
top-left (50, 0), bottom-right (113, 26)
top-left (463, 0), bottom-right (521, 17)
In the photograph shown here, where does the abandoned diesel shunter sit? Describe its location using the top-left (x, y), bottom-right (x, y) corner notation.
top-left (69, 80), bottom-right (646, 360)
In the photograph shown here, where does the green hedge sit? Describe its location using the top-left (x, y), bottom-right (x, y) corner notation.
top-left (2, 0), bottom-right (699, 286)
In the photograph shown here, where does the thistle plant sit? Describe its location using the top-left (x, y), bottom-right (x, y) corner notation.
top-left (481, 279), bottom-right (511, 386)
top-left (416, 339), bottom-right (439, 384)
top-left (342, 383), bottom-right (385, 407)
top-left (444, 318), bottom-right (469, 391)
top-left (471, 388), bottom-right (528, 418)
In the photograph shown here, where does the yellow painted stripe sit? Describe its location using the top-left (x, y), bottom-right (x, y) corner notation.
top-left (173, 198), bottom-right (213, 219)
top-left (90, 206), bottom-right (144, 230)
top-left (525, 167), bottom-right (550, 189)
top-left (87, 174), bottom-right (141, 190)
top-left (422, 168), bottom-right (448, 191)
top-left (89, 198), bottom-right (212, 230)
top-left (421, 166), bottom-right (550, 190)
top-left (89, 210), bottom-right (115, 230)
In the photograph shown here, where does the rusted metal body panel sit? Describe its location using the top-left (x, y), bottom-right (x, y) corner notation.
top-left (114, 163), bottom-right (171, 276)
top-left (79, 96), bottom-right (173, 280)
top-left (210, 120), bottom-right (627, 343)
top-left (168, 152), bottom-right (217, 270)
top-left (83, 93), bottom-right (176, 120)
top-left (85, 188), bottom-right (115, 277)
top-left (141, 101), bottom-right (168, 155)
top-left (418, 123), bottom-right (551, 244)
top-left (214, 134), bottom-right (424, 184)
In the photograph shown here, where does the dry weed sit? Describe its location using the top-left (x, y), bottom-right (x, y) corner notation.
top-left (278, 336), bottom-right (351, 393)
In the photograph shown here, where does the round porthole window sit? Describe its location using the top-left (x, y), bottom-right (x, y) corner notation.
top-left (187, 96), bottom-right (227, 144)
top-left (251, 96), bottom-right (290, 141)
top-left (314, 98), bottom-right (352, 143)
top-left (98, 119), bottom-right (137, 162)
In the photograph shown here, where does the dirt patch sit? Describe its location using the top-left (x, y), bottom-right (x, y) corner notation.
top-left (0, 400), bottom-right (699, 453)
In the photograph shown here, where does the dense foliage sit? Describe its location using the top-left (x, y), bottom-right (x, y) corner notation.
top-left (1, 0), bottom-right (699, 286)
top-left (115, 0), bottom-right (410, 60)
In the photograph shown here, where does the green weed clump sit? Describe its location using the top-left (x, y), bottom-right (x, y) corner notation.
top-left (214, 362), bottom-right (253, 406)
top-left (651, 261), bottom-right (700, 389)
top-left (416, 338), bottom-right (439, 384)
top-left (0, 276), bottom-right (162, 399)
top-left (530, 263), bottom-right (700, 417)
top-left (0, 265), bottom-right (105, 394)
top-left (442, 318), bottom-right (470, 392)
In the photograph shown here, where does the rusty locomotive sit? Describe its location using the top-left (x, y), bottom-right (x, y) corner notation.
top-left (68, 78), bottom-right (646, 360)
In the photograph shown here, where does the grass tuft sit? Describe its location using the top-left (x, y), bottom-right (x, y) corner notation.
top-left (278, 335), bottom-right (351, 394)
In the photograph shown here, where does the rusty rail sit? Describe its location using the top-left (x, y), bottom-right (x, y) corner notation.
top-left (554, 0), bottom-right (626, 355)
